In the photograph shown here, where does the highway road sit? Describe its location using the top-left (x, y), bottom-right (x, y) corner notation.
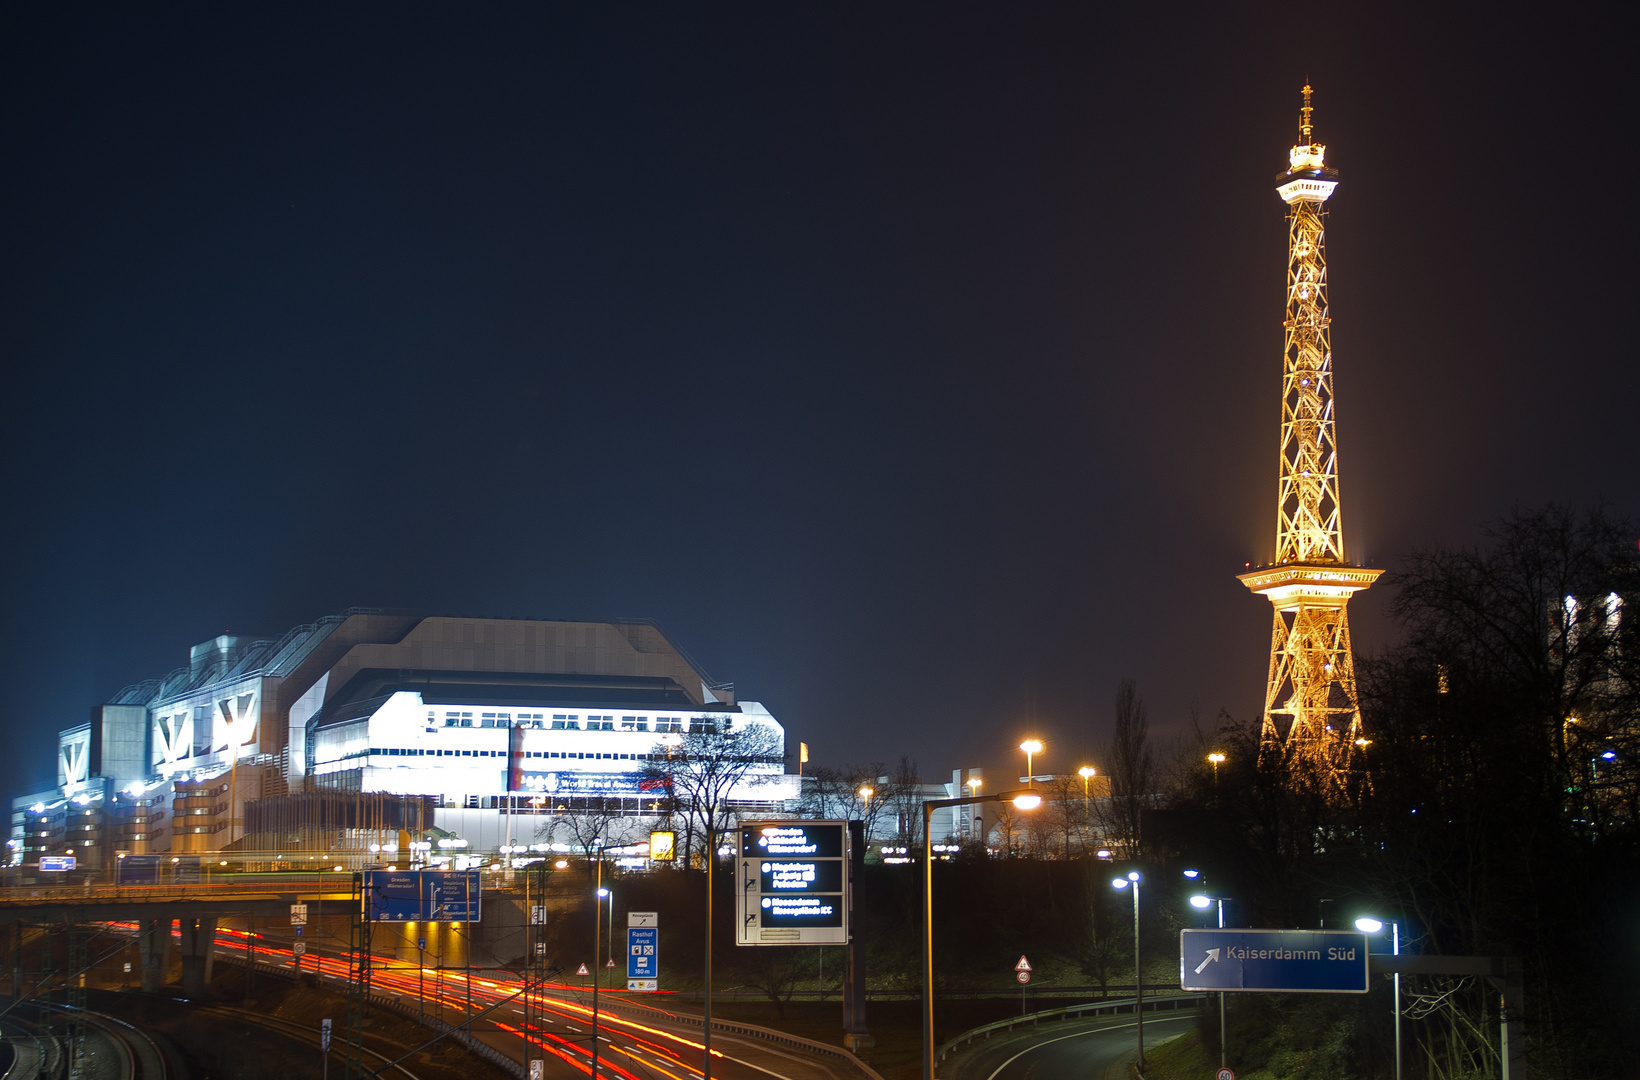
top-left (205, 924), bottom-right (863, 1080)
top-left (943, 1011), bottom-right (1196, 1080)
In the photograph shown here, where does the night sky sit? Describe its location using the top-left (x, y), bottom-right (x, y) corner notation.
top-left (3, 5), bottom-right (1634, 799)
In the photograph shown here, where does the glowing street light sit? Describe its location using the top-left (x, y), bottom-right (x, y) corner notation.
top-left (1356, 916), bottom-right (1402, 1080)
top-left (1019, 740), bottom-right (1044, 786)
top-left (1077, 766), bottom-right (1097, 849)
top-left (1111, 871), bottom-right (1145, 1072)
top-left (921, 789), bottom-right (1042, 1080)
top-left (1186, 874), bottom-right (1230, 1071)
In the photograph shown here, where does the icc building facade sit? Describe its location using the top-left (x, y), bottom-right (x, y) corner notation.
top-left (11, 609), bottom-right (797, 874)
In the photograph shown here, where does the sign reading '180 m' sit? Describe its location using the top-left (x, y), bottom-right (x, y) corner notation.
top-left (735, 821), bottom-right (850, 947)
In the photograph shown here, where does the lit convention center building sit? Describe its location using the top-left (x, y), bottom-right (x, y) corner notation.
top-left (10, 609), bottom-right (797, 871)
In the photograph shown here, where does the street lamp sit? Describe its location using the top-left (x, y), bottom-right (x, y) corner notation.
top-left (1356, 916), bottom-right (1401, 1080)
top-left (1018, 740), bottom-right (1043, 786)
top-left (922, 789), bottom-right (1043, 1080)
top-left (590, 838), bottom-right (605, 1080)
top-left (599, 886), bottom-right (614, 987)
top-left (1077, 766), bottom-right (1096, 853)
top-left (858, 786), bottom-right (874, 840)
top-left (1111, 872), bottom-right (1145, 1075)
top-left (1188, 884), bottom-right (1229, 1072)
top-left (964, 777), bottom-right (982, 841)
top-left (1077, 765), bottom-right (1095, 796)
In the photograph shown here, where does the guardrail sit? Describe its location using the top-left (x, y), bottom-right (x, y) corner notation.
top-left (366, 991), bottom-right (527, 1079)
top-left (0, 880), bottom-right (358, 904)
top-left (673, 983), bottom-right (1179, 1002)
top-left (934, 993), bottom-right (1207, 1068)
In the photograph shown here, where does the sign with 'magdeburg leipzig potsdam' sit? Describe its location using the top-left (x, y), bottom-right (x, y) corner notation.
top-left (1180, 929), bottom-right (1370, 993)
top-left (736, 820), bottom-right (850, 946)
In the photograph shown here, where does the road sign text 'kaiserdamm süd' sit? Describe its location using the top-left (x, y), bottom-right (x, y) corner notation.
top-left (1180, 929), bottom-right (1370, 993)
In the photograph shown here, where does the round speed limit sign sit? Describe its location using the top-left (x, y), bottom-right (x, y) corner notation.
top-left (1216, 1069), bottom-right (1235, 1080)
top-left (1016, 970), bottom-right (1030, 984)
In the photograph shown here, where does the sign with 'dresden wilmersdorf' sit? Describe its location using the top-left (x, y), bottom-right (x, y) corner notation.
top-left (735, 821), bottom-right (850, 946)
top-left (1180, 929), bottom-right (1370, 993)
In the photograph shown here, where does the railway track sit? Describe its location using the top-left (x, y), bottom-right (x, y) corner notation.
top-left (185, 1003), bottom-right (424, 1080)
top-left (9, 1001), bottom-right (173, 1080)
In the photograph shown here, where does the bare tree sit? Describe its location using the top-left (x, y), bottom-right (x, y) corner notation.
top-left (1045, 773), bottom-right (1084, 858)
top-left (729, 945), bottom-right (815, 1019)
top-left (798, 763), bottom-right (895, 839)
top-left (642, 717), bottom-right (783, 866)
top-left (545, 804), bottom-right (626, 868)
top-left (990, 802), bottom-right (1025, 856)
top-left (884, 757), bottom-right (925, 848)
top-left (1100, 679), bottom-right (1156, 858)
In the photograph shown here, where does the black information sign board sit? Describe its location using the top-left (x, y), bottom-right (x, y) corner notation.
top-left (736, 821), bottom-right (850, 946)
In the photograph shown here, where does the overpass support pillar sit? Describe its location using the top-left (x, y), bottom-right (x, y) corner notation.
top-left (139, 917), bottom-right (174, 993)
top-left (179, 911), bottom-right (218, 996)
top-left (178, 915), bottom-right (217, 997)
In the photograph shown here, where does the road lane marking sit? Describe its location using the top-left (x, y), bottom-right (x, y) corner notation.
top-left (982, 1015), bottom-right (1193, 1080)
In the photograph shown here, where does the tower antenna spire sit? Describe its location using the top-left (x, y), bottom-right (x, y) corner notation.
top-left (1241, 88), bottom-right (1381, 794)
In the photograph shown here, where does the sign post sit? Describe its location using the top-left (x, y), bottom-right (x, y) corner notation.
top-left (320, 1018), bottom-right (332, 1080)
top-left (1015, 955), bottom-right (1031, 1013)
top-left (1180, 929), bottom-right (1369, 993)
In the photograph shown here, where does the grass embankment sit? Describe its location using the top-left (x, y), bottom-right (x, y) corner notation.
top-left (708, 994), bottom-right (1143, 1080)
top-left (85, 964), bottom-right (515, 1080)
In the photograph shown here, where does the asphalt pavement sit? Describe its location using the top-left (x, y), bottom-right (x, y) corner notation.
top-left (942, 1011), bottom-right (1196, 1080)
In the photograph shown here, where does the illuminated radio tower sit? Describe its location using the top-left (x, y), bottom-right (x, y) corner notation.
top-left (1238, 86), bottom-right (1382, 787)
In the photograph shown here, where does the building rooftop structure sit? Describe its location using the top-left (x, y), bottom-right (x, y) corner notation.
top-left (10, 610), bottom-right (794, 874)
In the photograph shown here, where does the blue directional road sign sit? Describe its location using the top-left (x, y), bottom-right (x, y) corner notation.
top-left (1181, 929), bottom-right (1369, 994)
top-left (627, 927), bottom-right (658, 986)
top-left (365, 870), bottom-right (482, 922)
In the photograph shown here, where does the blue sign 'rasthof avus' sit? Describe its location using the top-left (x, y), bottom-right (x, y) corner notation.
top-left (1180, 929), bottom-right (1370, 993)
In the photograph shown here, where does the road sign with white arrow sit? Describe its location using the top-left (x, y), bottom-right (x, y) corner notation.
top-left (1180, 929), bottom-right (1369, 993)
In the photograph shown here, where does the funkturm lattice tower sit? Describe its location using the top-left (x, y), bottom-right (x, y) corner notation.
top-left (1238, 87), bottom-right (1382, 787)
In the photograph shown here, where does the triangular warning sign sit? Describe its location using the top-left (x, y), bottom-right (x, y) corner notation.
top-left (1015, 955), bottom-right (1032, 972)
top-left (576, 963), bottom-right (590, 975)
top-left (606, 958), bottom-right (616, 967)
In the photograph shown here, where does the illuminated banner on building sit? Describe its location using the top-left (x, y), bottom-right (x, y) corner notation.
top-left (364, 870), bottom-right (482, 922)
top-left (515, 771), bottom-right (653, 797)
top-left (736, 821), bottom-right (849, 946)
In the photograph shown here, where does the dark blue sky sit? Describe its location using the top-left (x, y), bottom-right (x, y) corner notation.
top-left (2, 4), bottom-right (1634, 797)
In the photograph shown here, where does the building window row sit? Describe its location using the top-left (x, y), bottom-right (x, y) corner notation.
top-left (367, 748), bottom-right (656, 762)
top-left (429, 710), bottom-right (690, 732)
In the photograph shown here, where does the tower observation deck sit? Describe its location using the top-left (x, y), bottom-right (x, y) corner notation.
top-left (1239, 86), bottom-right (1381, 789)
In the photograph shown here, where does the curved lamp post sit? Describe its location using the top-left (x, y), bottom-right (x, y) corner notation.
top-left (922, 789), bottom-right (1042, 1080)
top-left (1356, 916), bottom-right (1401, 1080)
top-left (1189, 884), bottom-right (1230, 1071)
top-left (1111, 872), bottom-right (1144, 1075)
